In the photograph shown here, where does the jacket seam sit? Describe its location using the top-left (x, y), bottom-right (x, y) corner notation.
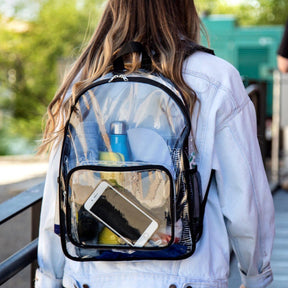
top-left (183, 69), bottom-right (251, 133)
top-left (182, 69), bottom-right (239, 108)
top-left (215, 98), bottom-right (251, 133)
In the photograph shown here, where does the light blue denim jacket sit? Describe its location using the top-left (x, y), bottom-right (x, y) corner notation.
top-left (35, 51), bottom-right (275, 288)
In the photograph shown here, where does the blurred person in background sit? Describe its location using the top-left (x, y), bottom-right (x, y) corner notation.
top-left (278, 19), bottom-right (288, 73)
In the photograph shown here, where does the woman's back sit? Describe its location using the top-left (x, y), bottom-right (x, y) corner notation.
top-left (35, 1), bottom-right (274, 288)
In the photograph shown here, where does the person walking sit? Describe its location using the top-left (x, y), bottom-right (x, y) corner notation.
top-left (35, 1), bottom-right (275, 288)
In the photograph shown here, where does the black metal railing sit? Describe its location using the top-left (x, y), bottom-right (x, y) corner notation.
top-left (0, 182), bottom-right (44, 286)
top-left (246, 82), bottom-right (267, 162)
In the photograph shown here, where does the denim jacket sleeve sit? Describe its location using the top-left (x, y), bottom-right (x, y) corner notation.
top-left (34, 72), bottom-right (81, 288)
top-left (213, 81), bottom-right (275, 287)
top-left (35, 144), bottom-right (64, 288)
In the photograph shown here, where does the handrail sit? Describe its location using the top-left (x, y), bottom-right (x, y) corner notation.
top-left (0, 182), bottom-right (44, 225)
top-left (0, 239), bottom-right (38, 285)
top-left (0, 181), bottom-right (44, 286)
top-left (245, 83), bottom-right (260, 95)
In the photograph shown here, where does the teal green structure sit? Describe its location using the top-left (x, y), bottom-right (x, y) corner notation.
top-left (201, 15), bottom-right (284, 116)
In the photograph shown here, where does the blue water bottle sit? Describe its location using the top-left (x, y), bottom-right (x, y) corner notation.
top-left (110, 121), bottom-right (131, 161)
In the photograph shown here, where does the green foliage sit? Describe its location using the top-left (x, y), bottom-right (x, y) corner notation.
top-left (195, 0), bottom-right (218, 16)
top-left (0, 0), bottom-right (104, 154)
top-left (196, 0), bottom-right (288, 26)
top-left (255, 0), bottom-right (288, 25)
top-left (1, 0), bottom-right (288, 155)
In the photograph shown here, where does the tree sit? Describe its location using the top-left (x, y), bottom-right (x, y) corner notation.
top-left (255, 0), bottom-right (288, 25)
top-left (195, 0), bottom-right (218, 16)
top-left (1, 0), bottom-right (287, 155)
top-left (195, 0), bottom-right (288, 26)
top-left (0, 0), bottom-right (104, 154)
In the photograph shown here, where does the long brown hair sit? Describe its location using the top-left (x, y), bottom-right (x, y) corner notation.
top-left (39, 0), bottom-right (202, 154)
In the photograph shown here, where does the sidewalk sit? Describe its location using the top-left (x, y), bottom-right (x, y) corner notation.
top-left (269, 188), bottom-right (288, 287)
top-left (0, 155), bottom-right (48, 185)
top-left (0, 155), bottom-right (48, 201)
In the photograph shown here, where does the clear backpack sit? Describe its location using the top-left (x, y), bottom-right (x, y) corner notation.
top-left (57, 42), bottom-right (214, 261)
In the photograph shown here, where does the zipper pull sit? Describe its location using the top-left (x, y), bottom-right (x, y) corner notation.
top-left (109, 74), bottom-right (129, 82)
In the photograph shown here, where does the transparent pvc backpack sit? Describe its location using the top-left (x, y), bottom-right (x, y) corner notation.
top-left (57, 71), bottom-right (210, 261)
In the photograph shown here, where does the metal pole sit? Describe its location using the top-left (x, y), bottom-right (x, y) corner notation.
top-left (0, 239), bottom-right (38, 285)
top-left (30, 201), bottom-right (41, 288)
top-left (271, 70), bottom-right (281, 185)
top-left (280, 73), bottom-right (288, 178)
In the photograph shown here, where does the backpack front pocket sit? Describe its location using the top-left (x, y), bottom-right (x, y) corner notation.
top-left (61, 164), bottom-right (181, 260)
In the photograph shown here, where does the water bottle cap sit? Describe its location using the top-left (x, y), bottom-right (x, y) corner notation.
top-left (110, 121), bottom-right (127, 134)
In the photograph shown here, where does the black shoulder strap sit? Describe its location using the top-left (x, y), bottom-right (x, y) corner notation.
top-left (189, 168), bottom-right (216, 245)
top-left (113, 41), bottom-right (152, 72)
top-left (113, 41), bottom-right (214, 73)
top-left (201, 169), bottom-right (215, 219)
top-left (186, 41), bottom-right (215, 56)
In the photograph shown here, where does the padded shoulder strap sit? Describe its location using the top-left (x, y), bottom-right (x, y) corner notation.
top-left (113, 41), bottom-right (152, 72)
top-left (186, 41), bottom-right (215, 56)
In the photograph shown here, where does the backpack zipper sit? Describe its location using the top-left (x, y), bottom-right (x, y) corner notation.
top-left (72, 74), bottom-right (191, 131)
top-left (108, 74), bottom-right (129, 82)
